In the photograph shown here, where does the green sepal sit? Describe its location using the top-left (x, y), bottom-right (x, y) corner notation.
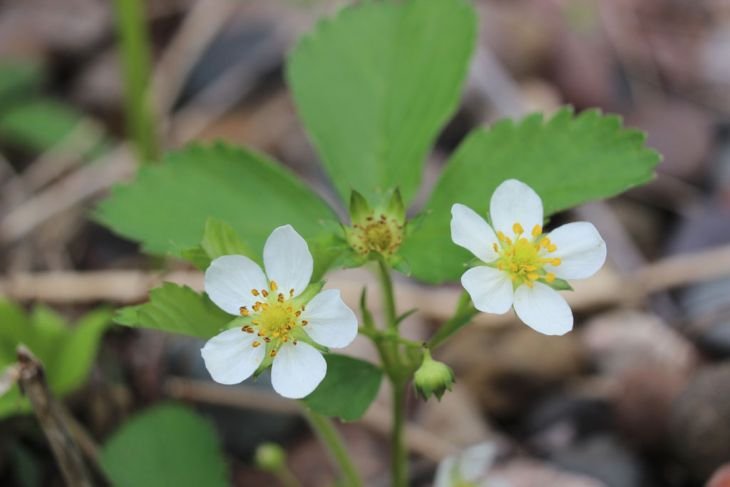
top-left (349, 190), bottom-right (371, 223)
top-left (547, 278), bottom-right (573, 291)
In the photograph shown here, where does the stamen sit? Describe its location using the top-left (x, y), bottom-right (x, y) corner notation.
top-left (277, 293), bottom-right (284, 303)
top-left (252, 341), bottom-right (261, 348)
top-left (239, 306), bottom-right (249, 316)
top-left (261, 289), bottom-right (269, 298)
top-left (251, 289), bottom-right (260, 296)
top-left (492, 243), bottom-right (499, 253)
top-left (532, 225), bottom-right (542, 237)
top-left (548, 244), bottom-right (557, 253)
top-left (550, 258), bottom-right (561, 266)
top-left (270, 349), bottom-right (277, 357)
top-left (301, 320), bottom-right (308, 326)
top-left (289, 288), bottom-right (295, 297)
top-left (270, 280), bottom-right (278, 291)
top-left (513, 223), bottom-right (524, 235)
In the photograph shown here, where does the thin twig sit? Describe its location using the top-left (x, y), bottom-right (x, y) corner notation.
top-left (16, 346), bottom-right (94, 487)
top-left (163, 376), bottom-right (458, 462)
top-left (2, 244), bottom-right (730, 317)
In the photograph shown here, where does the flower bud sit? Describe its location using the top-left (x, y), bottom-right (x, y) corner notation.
top-left (414, 350), bottom-right (455, 401)
top-left (345, 189), bottom-right (406, 260)
top-left (254, 442), bottom-right (287, 472)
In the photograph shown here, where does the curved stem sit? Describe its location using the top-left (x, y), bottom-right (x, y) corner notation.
top-left (391, 380), bottom-right (408, 487)
top-left (428, 292), bottom-right (477, 349)
top-left (302, 408), bottom-right (363, 487)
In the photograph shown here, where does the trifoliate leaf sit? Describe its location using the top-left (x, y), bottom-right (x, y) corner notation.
top-left (403, 108), bottom-right (661, 283)
top-left (96, 143), bottom-right (339, 258)
top-left (114, 283), bottom-right (231, 339)
top-left (287, 0), bottom-right (476, 205)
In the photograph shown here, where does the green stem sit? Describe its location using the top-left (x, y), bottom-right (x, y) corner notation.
top-left (302, 408), bottom-right (363, 487)
top-left (113, 0), bottom-right (159, 163)
top-left (391, 380), bottom-right (408, 487)
top-left (428, 292), bottom-right (477, 349)
top-left (376, 257), bottom-right (397, 330)
top-left (275, 467), bottom-right (302, 487)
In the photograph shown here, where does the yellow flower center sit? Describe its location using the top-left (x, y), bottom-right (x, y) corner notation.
top-left (238, 280), bottom-right (307, 357)
top-left (347, 213), bottom-right (404, 257)
top-left (493, 223), bottom-right (560, 287)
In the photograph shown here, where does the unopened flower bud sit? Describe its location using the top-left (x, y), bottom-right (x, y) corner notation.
top-left (254, 442), bottom-right (287, 472)
top-left (414, 350), bottom-right (455, 401)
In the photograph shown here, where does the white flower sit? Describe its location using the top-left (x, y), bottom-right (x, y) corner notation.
top-left (451, 179), bottom-right (606, 335)
top-left (201, 225), bottom-right (358, 399)
top-left (435, 442), bottom-right (505, 487)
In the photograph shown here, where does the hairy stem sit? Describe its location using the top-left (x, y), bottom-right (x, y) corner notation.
top-left (391, 380), bottom-right (408, 487)
top-left (376, 257), bottom-right (397, 330)
top-left (302, 408), bottom-right (363, 487)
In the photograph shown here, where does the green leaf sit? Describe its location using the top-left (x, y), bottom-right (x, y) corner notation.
top-left (181, 218), bottom-right (254, 270)
top-left (403, 108), bottom-right (661, 283)
top-left (0, 300), bottom-right (111, 418)
top-left (50, 310), bottom-right (112, 392)
top-left (287, 0), bottom-right (476, 204)
top-left (96, 143), bottom-right (339, 258)
top-left (0, 99), bottom-right (103, 154)
top-left (100, 404), bottom-right (228, 487)
top-left (0, 60), bottom-right (43, 101)
top-left (114, 283), bottom-right (231, 339)
top-left (302, 354), bottom-right (382, 421)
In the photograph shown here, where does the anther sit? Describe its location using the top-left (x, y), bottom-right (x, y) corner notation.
top-left (251, 289), bottom-right (260, 296)
top-left (239, 306), bottom-right (249, 316)
top-left (301, 320), bottom-right (308, 326)
top-left (270, 350), bottom-right (277, 357)
top-left (252, 341), bottom-right (261, 348)
top-left (270, 280), bottom-right (278, 291)
top-left (545, 273), bottom-right (556, 283)
top-left (264, 337), bottom-right (271, 343)
top-left (289, 289), bottom-right (295, 297)
top-left (551, 258), bottom-right (561, 266)
top-left (532, 225), bottom-right (542, 237)
top-left (262, 289), bottom-right (269, 297)
top-left (528, 273), bottom-right (539, 281)
top-left (277, 293), bottom-right (284, 303)
top-left (513, 223), bottom-right (524, 235)
top-left (548, 244), bottom-right (557, 253)
top-left (295, 310), bottom-right (301, 317)
top-left (492, 243), bottom-right (499, 253)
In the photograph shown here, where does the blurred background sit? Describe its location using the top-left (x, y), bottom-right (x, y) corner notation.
top-left (1, 0), bottom-right (730, 485)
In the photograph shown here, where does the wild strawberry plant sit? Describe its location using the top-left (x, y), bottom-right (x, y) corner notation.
top-left (96, 0), bottom-right (660, 484)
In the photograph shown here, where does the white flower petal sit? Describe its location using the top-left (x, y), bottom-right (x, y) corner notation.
top-left (201, 328), bottom-right (265, 385)
top-left (450, 204), bottom-right (499, 263)
top-left (513, 282), bottom-right (573, 335)
top-left (434, 456), bottom-right (458, 487)
top-left (489, 179), bottom-right (543, 239)
top-left (461, 266), bottom-right (514, 314)
top-left (205, 255), bottom-right (267, 315)
top-left (545, 222), bottom-right (607, 280)
top-left (263, 225), bottom-right (313, 298)
top-left (302, 289), bottom-right (358, 348)
top-left (271, 342), bottom-right (326, 399)
top-left (458, 443), bottom-right (498, 482)
top-left (434, 443), bottom-right (497, 487)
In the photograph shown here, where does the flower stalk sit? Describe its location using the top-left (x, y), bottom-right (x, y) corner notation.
top-left (302, 408), bottom-right (363, 487)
